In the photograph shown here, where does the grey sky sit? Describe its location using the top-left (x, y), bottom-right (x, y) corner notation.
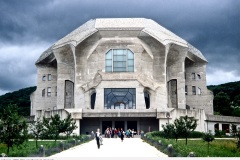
top-left (0, 0), bottom-right (239, 95)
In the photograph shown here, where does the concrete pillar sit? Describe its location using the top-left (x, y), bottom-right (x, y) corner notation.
top-left (219, 123), bottom-right (222, 130)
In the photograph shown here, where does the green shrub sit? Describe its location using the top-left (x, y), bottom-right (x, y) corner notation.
top-left (188, 131), bottom-right (204, 138)
top-left (150, 131), bottom-right (165, 138)
top-left (215, 130), bottom-right (226, 137)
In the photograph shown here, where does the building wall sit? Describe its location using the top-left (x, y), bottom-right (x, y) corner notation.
top-left (31, 64), bottom-right (57, 118)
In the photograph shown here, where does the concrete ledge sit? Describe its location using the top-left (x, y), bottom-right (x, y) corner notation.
top-left (206, 114), bottom-right (240, 123)
top-left (82, 109), bottom-right (157, 117)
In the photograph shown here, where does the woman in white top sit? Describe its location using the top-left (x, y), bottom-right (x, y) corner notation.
top-left (95, 128), bottom-right (101, 149)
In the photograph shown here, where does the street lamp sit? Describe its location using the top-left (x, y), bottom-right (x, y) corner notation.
top-left (166, 112), bottom-right (170, 124)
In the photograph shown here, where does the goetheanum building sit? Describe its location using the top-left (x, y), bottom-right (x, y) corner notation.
top-left (30, 18), bottom-right (239, 135)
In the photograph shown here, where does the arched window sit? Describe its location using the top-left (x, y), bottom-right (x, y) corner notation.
top-left (105, 49), bottom-right (134, 72)
top-left (91, 92), bottom-right (96, 109)
top-left (144, 91), bottom-right (150, 109)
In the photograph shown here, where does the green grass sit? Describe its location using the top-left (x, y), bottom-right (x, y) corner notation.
top-left (150, 137), bottom-right (240, 157)
top-left (0, 135), bottom-right (92, 157)
top-left (0, 141), bottom-right (61, 157)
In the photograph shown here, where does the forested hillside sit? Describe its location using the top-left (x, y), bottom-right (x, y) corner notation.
top-left (208, 81), bottom-right (240, 116)
top-left (0, 81), bottom-right (239, 117)
top-left (0, 86), bottom-right (36, 116)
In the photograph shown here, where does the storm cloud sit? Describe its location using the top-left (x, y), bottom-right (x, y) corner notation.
top-left (0, 0), bottom-right (239, 95)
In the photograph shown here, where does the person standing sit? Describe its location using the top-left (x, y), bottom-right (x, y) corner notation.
top-left (95, 128), bottom-right (101, 149)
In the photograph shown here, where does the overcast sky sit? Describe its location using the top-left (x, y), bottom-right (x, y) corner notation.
top-left (0, 0), bottom-right (239, 95)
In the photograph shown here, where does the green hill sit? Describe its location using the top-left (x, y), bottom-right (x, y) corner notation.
top-left (0, 86), bottom-right (36, 116)
top-left (208, 81), bottom-right (240, 116)
top-left (207, 81), bottom-right (240, 102)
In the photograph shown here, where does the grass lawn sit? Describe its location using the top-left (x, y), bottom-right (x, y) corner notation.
top-left (0, 141), bottom-right (61, 157)
top-left (155, 138), bottom-right (240, 157)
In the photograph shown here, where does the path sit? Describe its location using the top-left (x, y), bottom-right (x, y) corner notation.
top-left (50, 137), bottom-right (168, 157)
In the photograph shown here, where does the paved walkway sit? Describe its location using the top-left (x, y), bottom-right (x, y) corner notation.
top-left (50, 137), bottom-right (168, 157)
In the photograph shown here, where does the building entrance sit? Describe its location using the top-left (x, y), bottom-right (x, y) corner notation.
top-left (127, 121), bottom-right (137, 133)
top-left (115, 121), bottom-right (124, 130)
top-left (102, 121), bottom-right (112, 134)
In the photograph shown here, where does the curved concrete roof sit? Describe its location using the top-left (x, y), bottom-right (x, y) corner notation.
top-left (36, 18), bottom-right (207, 64)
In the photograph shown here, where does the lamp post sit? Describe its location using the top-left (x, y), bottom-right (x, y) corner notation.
top-left (166, 112), bottom-right (170, 124)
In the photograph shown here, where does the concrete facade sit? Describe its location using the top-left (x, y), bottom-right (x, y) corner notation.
top-left (30, 18), bottom-right (239, 135)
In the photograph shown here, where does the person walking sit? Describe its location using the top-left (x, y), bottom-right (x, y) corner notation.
top-left (120, 128), bottom-right (124, 142)
top-left (95, 128), bottom-right (101, 149)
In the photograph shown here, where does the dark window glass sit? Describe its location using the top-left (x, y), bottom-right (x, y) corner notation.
top-left (104, 88), bottom-right (136, 109)
top-left (91, 92), bottom-right (96, 109)
top-left (144, 91), bottom-right (150, 109)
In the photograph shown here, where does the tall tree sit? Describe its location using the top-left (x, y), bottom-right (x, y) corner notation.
top-left (0, 104), bottom-right (28, 154)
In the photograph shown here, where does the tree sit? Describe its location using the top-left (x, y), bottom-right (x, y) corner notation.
top-left (214, 92), bottom-right (232, 116)
top-left (0, 104), bottom-right (28, 154)
top-left (43, 114), bottom-right (63, 142)
top-left (175, 115), bottom-right (197, 145)
top-left (162, 123), bottom-right (175, 140)
top-left (29, 118), bottom-right (44, 148)
top-left (42, 113), bottom-right (77, 141)
top-left (63, 114), bottom-right (77, 138)
top-left (202, 132), bottom-right (215, 155)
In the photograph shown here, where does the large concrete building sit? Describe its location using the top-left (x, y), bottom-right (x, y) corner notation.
top-left (30, 18), bottom-right (240, 135)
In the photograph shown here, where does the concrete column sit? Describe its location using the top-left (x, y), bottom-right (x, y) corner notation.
top-left (219, 123), bottom-right (222, 130)
top-left (72, 119), bottom-right (80, 135)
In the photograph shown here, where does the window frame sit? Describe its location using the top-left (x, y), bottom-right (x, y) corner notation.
top-left (42, 75), bottom-right (46, 81)
top-left (105, 49), bottom-right (134, 72)
top-left (192, 86), bottom-right (196, 95)
top-left (48, 74), bottom-right (52, 81)
top-left (42, 89), bottom-right (45, 97)
top-left (47, 87), bottom-right (51, 97)
top-left (104, 88), bottom-right (136, 109)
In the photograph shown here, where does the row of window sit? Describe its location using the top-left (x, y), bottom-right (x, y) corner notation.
top-left (42, 74), bottom-right (52, 81)
top-left (191, 73), bottom-right (201, 80)
top-left (42, 86), bottom-right (57, 97)
top-left (185, 85), bottom-right (201, 95)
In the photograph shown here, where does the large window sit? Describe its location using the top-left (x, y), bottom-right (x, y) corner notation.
top-left (105, 49), bottom-right (134, 72)
top-left (104, 88), bottom-right (136, 109)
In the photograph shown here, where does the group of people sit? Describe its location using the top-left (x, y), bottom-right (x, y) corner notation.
top-left (104, 127), bottom-right (136, 138)
top-left (94, 127), bottom-right (137, 149)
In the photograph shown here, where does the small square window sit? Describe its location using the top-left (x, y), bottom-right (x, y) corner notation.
top-left (192, 86), bottom-right (196, 95)
top-left (42, 75), bottom-right (46, 81)
top-left (55, 86), bottom-right (57, 96)
top-left (197, 74), bottom-right (201, 80)
top-left (47, 87), bottom-right (51, 97)
top-left (48, 74), bottom-right (52, 81)
top-left (42, 89), bottom-right (45, 97)
top-left (185, 85), bottom-right (188, 95)
top-left (198, 87), bottom-right (201, 95)
top-left (192, 73), bottom-right (195, 80)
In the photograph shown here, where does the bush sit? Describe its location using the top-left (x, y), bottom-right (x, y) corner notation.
top-left (188, 131), bottom-right (204, 138)
top-left (150, 131), bottom-right (165, 138)
top-left (215, 130), bottom-right (226, 137)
